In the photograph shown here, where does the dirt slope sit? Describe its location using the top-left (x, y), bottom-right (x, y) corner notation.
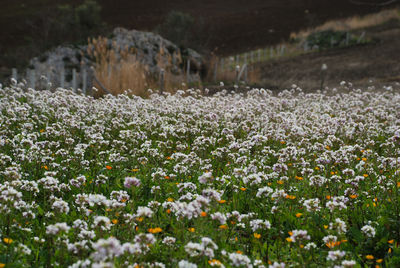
top-left (256, 20), bottom-right (400, 90)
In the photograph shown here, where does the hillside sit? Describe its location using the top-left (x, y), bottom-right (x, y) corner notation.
top-left (0, 0), bottom-right (397, 77)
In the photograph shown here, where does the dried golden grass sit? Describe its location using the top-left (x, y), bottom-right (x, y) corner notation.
top-left (87, 36), bottom-right (188, 97)
top-left (291, 8), bottom-right (400, 39)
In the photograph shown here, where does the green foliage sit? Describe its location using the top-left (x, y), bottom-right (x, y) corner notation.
top-left (155, 11), bottom-right (195, 48)
top-left (74, 0), bottom-right (103, 33)
top-left (305, 30), bottom-right (366, 50)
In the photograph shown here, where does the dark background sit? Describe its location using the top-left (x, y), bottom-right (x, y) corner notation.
top-left (0, 0), bottom-right (398, 75)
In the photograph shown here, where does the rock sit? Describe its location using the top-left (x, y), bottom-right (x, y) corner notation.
top-left (27, 27), bottom-right (204, 90)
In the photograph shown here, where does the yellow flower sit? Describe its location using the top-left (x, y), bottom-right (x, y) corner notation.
top-left (132, 168), bottom-right (139, 172)
top-left (219, 225), bottom-right (228, 230)
top-left (376, 259), bottom-right (383, 263)
top-left (111, 219), bottom-right (118, 224)
top-left (366, 255), bottom-right (374, 260)
top-left (388, 239), bottom-right (394, 244)
top-left (218, 200), bottom-right (226, 204)
top-left (363, 174), bottom-right (369, 178)
top-left (200, 211), bottom-right (207, 217)
top-left (167, 197), bottom-right (174, 202)
top-left (240, 187), bottom-right (246, 191)
top-left (106, 165), bottom-right (112, 170)
top-left (362, 157), bottom-right (367, 161)
top-left (286, 237), bottom-right (293, 242)
top-left (188, 228), bottom-right (195, 232)
top-left (295, 176), bottom-right (303, 180)
top-left (254, 233), bottom-right (261, 239)
top-left (350, 194), bottom-right (358, 199)
top-left (295, 213), bottom-right (303, 218)
top-left (148, 227), bottom-right (162, 234)
top-left (324, 225), bottom-right (328, 229)
top-left (0, 263), bottom-right (5, 268)
top-left (3, 238), bottom-right (13, 244)
top-left (397, 182), bottom-right (400, 188)
top-left (208, 259), bottom-right (223, 266)
top-left (236, 250), bottom-right (243, 254)
top-left (277, 180), bottom-right (284, 185)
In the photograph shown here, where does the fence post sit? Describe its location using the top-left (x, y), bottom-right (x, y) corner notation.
top-left (244, 65), bottom-right (248, 84)
top-left (82, 68), bottom-right (87, 95)
top-left (358, 31), bottom-right (365, 43)
top-left (270, 47), bottom-right (274, 58)
top-left (186, 59), bottom-right (190, 83)
top-left (213, 60), bottom-right (218, 82)
top-left (60, 68), bottom-right (65, 88)
top-left (236, 65), bottom-right (240, 85)
top-left (11, 68), bottom-right (17, 81)
top-left (46, 70), bottom-right (51, 91)
top-left (220, 58), bottom-right (224, 72)
top-left (29, 69), bottom-right (35, 88)
top-left (72, 68), bottom-right (77, 92)
top-left (159, 69), bottom-right (165, 95)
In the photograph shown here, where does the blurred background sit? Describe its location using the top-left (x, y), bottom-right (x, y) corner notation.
top-left (1, 0), bottom-right (399, 94)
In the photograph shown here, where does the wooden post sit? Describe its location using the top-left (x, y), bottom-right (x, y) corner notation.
top-left (186, 59), bottom-right (190, 83)
top-left (46, 70), bottom-right (51, 91)
top-left (213, 60), bottom-right (218, 82)
top-left (11, 68), bottom-right (17, 81)
top-left (159, 69), bottom-right (165, 95)
top-left (29, 70), bottom-right (35, 88)
top-left (244, 65), bottom-right (248, 84)
top-left (220, 58), bottom-right (224, 72)
top-left (72, 68), bottom-right (77, 92)
top-left (244, 53), bottom-right (248, 64)
top-left (60, 68), bottom-right (65, 88)
top-left (358, 31), bottom-right (365, 43)
top-left (82, 68), bottom-right (87, 95)
top-left (236, 65), bottom-right (240, 85)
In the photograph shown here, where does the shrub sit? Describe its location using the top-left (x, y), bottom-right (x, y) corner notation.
top-left (305, 30), bottom-right (364, 50)
top-left (155, 11), bottom-right (195, 48)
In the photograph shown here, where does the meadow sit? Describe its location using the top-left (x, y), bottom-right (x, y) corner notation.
top-left (0, 82), bottom-right (400, 267)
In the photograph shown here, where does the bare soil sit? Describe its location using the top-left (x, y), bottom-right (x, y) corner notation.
top-left (255, 19), bottom-right (400, 90)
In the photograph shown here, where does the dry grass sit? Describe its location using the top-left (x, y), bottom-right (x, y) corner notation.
top-left (291, 8), bottom-right (400, 39)
top-left (87, 37), bottom-right (154, 97)
top-left (87, 37), bottom-right (189, 97)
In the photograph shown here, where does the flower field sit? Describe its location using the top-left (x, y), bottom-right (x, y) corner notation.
top-left (1, 83), bottom-right (400, 268)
